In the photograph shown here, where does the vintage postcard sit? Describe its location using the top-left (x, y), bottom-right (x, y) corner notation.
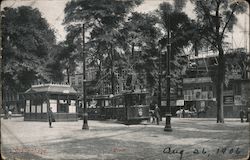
top-left (1, 0), bottom-right (249, 159)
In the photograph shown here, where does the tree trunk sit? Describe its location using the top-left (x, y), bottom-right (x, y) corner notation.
top-left (110, 44), bottom-right (115, 94)
top-left (98, 60), bottom-right (102, 94)
top-left (158, 52), bottom-right (162, 111)
top-left (66, 67), bottom-right (70, 84)
top-left (158, 68), bottom-right (162, 109)
top-left (216, 45), bottom-right (225, 123)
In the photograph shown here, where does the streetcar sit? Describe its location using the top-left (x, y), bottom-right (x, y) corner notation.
top-left (107, 91), bottom-right (150, 124)
top-left (78, 94), bottom-right (111, 120)
top-left (78, 91), bottom-right (150, 124)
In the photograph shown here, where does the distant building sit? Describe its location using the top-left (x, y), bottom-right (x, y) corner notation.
top-left (65, 66), bottom-right (145, 96)
top-left (2, 90), bottom-right (23, 114)
top-left (64, 67), bottom-right (98, 94)
top-left (183, 49), bottom-right (250, 118)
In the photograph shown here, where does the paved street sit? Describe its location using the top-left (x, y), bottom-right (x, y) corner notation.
top-left (1, 117), bottom-right (249, 160)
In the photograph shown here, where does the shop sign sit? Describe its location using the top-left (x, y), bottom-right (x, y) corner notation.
top-left (176, 100), bottom-right (184, 106)
top-left (226, 67), bottom-right (242, 80)
top-left (183, 77), bottom-right (212, 84)
top-left (161, 101), bottom-right (176, 106)
top-left (184, 90), bottom-right (213, 101)
top-left (161, 101), bottom-right (166, 106)
top-left (223, 96), bottom-right (234, 105)
top-left (234, 96), bottom-right (242, 105)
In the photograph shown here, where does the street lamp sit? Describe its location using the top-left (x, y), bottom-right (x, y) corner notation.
top-left (82, 23), bottom-right (89, 130)
top-left (164, 13), bottom-right (172, 132)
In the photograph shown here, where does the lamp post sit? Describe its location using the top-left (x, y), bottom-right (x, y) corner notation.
top-left (158, 50), bottom-right (162, 114)
top-left (82, 23), bottom-right (89, 130)
top-left (164, 13), bottom-right (172, 132)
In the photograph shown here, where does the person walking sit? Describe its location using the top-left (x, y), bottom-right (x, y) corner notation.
top-left (240, 109), bottom-right (244, 123)
top-left (4, 106), bottom-right (9, 119)
top-left (182, 109), bottom-right (185, 118)
top-left (48, 107), bottom-right (55, 128)
top-left (8, 110), bottom-right (12, 119)
top-left (154, 104), bottom-right (160, 125)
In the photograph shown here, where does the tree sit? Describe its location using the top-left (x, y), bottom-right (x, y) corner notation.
top-left (119, 12), bottom-right (160, 93)
top-left (63, 0), bottom-right (143, 94)
top-left (191, 0), bottom-right (248, 123)
top-left (56, 39), bottom-right (79, 84)
top-left (1, 6), bottom-right (56, 92)
top-left (43, 44), bottom-right (65, 83)
top-left (153, 1), bottom-right (194, 111)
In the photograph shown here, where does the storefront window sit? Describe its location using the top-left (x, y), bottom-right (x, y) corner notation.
top-left (42, 102), bottom-right (47, 113)
top-left (58, 104), bottom-right (68, 113)
top-left (26, 100), bottom-right (30, 113)
top-left (58, 100), bottom-right (69, 113)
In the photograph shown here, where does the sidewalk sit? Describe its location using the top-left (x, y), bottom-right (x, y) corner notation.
top-left (1, 117), bottom-right (249, 160)
top-left (0, 114), bottom-right (23, 118)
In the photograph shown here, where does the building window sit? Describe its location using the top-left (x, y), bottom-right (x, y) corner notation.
top-left (71, 77), bottom-right (75, 85)
top-left (202, 86), bottom-right (207, 91)
top-left (208, 86), bottom-right (213, 91)
top-left (78, 76), bottom-right (82, 85)
top-left (234, 83), bottom-right (241, 95)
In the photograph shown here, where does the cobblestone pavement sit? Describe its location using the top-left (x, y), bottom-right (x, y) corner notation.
top-left (1, 117), bottom-right (249, 160)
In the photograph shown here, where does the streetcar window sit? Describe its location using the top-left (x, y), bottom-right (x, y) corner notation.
top-left (125, 94), bottom-right (132, 106)
top-left (97, 100), bottom-right (101, 107)
top-left (138, 94), bottom-right (146, 105)
top-left (114, 96), bottom-right (123, 107)
top-left (132, 95), bottom-right (137, 105)
top-left (118, 97), bottom-right (124, 107)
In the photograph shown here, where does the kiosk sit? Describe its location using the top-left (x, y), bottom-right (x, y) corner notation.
top-left (23, 84), bottom-right (78, 121)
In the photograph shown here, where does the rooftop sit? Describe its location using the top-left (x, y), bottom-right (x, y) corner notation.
top-left (24, 83), bottom-right (77, 94)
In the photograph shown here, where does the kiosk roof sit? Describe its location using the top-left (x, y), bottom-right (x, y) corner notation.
top-left (24, 84), bottom-right (77, 94)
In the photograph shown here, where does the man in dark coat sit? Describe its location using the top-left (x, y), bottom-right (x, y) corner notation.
top-left (48, 107), bottom-right (54, 128)
top-left (240, 109), bottom-right (244, 123)
top-left (182, 109), bottom-right (185, 118)
top-left (154, 104), bottom-right (160, 125)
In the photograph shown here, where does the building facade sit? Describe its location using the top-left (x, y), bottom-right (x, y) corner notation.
top-left (183, 50), bottom-right (250, 118)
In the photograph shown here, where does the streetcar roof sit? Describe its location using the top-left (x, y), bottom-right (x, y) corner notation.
top-left (112, 91), bottom-right (149, 97)
top-left (79, 94), bottom-right (111, 100)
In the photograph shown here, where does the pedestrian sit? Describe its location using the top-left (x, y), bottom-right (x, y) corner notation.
top-left (8, 110), bottom-right (12, 119)
top-left (246, 110), bottom-right (249, 122)
top-left (149, 110), bottom-right (155, 123)
top-left (48, 107), bottom-right (55, 128)
top-left (154, 104), bottom-right (160, 125)
top-left (182, 109), bottom-right (185, 118)
top-left (240, 109), bottom-right (244, 123)
top-left (4, 106), bottom-right (9, 119)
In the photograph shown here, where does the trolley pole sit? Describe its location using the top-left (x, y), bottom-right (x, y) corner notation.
top-left (82, 23), bottom-right (89, 130)
top-left (164, 13), bottom-right (172, 132)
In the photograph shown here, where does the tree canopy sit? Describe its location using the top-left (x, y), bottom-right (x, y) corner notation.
top-left (2, 6), bottom-right (56, 92)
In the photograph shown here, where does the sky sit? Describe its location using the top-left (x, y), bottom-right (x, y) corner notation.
top-left (1, 0), bottom-right (249, 52)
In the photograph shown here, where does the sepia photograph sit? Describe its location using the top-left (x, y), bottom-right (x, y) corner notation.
top-left (1, 0), bottom-right (249, 159)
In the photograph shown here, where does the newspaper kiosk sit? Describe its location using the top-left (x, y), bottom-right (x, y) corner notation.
top-left (23, 84), bottom-right (78, 121)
